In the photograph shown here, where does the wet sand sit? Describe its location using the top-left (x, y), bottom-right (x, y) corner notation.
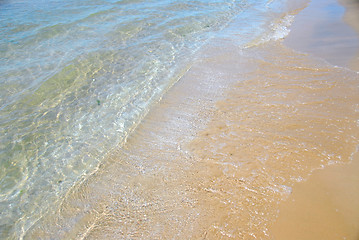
top-left (338, 0), bottom-right (359, 36)
top-left (338, 0), bottom-right (359, 69)
top-left (271, 0), bottom-right (359, 239)
top-left (284, 0), bottom-right (359, 71)
top-left (187, 42), bottom-right (359, 239)
top-left (270, 152), bottom-right (359, 240)
top-left (23, 0), bottom-right (359, 239)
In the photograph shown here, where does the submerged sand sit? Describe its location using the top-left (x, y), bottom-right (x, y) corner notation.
top-left (271, 0), bottom-right (359, 239)
top-left (23, 0), bottom-right (359, 239)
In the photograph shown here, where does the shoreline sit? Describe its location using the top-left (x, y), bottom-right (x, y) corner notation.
top-left (22, 0), bottom-right (359, 238)
top-left (283, 0), bottom-right (359, 71)
top-left (338, 0), bottom-right (359, 69)
top-left (338, 0), bottom-right (359, 36)
top-left (271, 152), bottom-right (359, 239)
top-left (271, 0), bottom-right (359, 239)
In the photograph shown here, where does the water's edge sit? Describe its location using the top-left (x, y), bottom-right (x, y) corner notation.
top-left (3, 0), bottom-right (359, 238)
top-left (24, 0), bottom-right (359, 238)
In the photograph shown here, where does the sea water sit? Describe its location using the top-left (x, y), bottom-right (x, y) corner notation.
top-left (2, 0), bottom-right (358, 239)
top-left (1, 0), bottom-right (246, 237)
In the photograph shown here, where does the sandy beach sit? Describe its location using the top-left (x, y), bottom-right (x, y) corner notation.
top-left (270, 0), bottom-right (359, 239)
top-left (271, 152), bottom-right (359, 239)
top-left (338, 0), bottom-right (359, 70)
top-left (19, 0), bottom-right (359, 238)
top-left (283, 0), bottom-right (359, 71)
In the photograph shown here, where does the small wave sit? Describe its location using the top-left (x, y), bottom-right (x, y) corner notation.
top-left (246, 13), bottom-right (295, 47)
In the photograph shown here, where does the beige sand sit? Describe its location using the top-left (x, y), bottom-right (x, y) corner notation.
top-left (27, 41), bottom-right (359, 239)
top-left (187, 43), bottom-right (359, 239)
top-left (271, 0), bottom-right (359, 239)
top-left (284, 0), bottom-right (359, 71)
top-left (338, 0), bottom-right (359, 69)
top-left (24, 0), bottom-right (359, 239)
top-left (271, 153), bottom-right (359, 240)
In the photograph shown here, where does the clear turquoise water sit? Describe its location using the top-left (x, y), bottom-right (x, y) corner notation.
top-left (0, 0), bottom-right (294, 238)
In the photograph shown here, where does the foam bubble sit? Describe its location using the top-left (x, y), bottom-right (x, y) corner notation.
top-left (261, 14), bottom-right (295, 43)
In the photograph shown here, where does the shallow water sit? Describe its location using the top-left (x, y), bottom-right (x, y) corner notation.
top-left (1, 0), bottom-right (359, 238)
top-left (25, 40), bottom-right (359, 239)
top-left (0, 0), bottom-right (300, 238)
top-left (187, 42), bottom-right (359, 238)
top-left (1, 0), bottom-right (246, 238)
